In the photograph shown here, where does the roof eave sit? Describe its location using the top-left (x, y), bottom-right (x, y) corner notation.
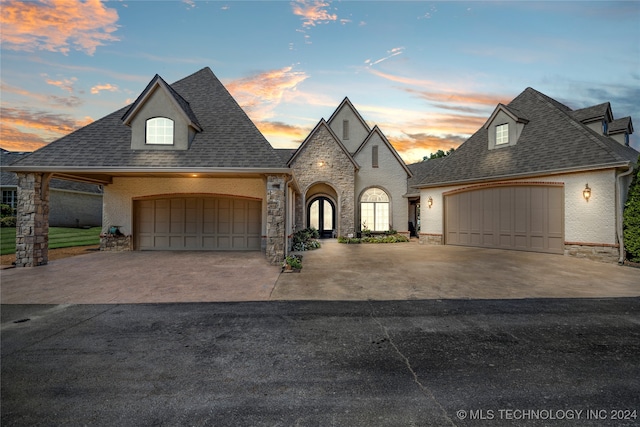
top-left (412, 161), bottom-right (635, 190)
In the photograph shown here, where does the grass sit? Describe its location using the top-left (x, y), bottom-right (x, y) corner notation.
top-left (0, 227), bottom-right (102, 256)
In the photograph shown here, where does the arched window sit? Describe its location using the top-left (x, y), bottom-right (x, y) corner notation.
top-left (146, 117), bottom-right (174, 145)
top-left (360, 188), bottom-right (389, 231)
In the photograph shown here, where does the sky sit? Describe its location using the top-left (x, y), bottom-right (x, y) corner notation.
top-left (1, 0), bottom-right (639, 164)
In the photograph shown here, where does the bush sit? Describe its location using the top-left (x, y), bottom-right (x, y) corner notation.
top-left (284, 254), bottom-right (303, 270)
top-left (1, 204), bottom-right (15, 218)
top-left (623, 165), bottom-right (640, 262)
top-left (338, 234), bottom-right (409, 244)
top-left (0, 216), bottom-right (16, 228)
top-left (291, 227), bottom-right (321, 251)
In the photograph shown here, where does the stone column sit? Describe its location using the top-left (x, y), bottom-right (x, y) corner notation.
top-left (15, 172), bottom-right (51, 267)
top-left (266, 174), bottom-right (287, 265)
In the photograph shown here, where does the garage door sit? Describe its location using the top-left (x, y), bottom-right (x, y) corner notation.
top-left (444, 185), bottom-right (564, 254)
top-left (134, 196), bottom-right (262, 250)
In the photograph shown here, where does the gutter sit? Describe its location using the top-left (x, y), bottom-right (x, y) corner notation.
top-left (412, 162), bottom-right (633, 190)
top-left (2, 166), bottom-right (293, 174)
top-left (616, 164), bottom-right (636, 264)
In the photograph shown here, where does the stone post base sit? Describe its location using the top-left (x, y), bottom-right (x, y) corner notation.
top-left (100, 234), bottom-right (133, 251)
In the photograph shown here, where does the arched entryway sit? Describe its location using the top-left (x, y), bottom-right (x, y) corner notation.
top-left (307, 196), bottom-right (335, 238)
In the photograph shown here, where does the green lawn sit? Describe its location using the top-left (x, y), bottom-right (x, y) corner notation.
top-left (0, 227), bottom-right (102, 255)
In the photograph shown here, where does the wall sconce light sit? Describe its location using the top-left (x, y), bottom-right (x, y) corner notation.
top-left (317, 161), bottom-right (325, 167)
top-left (427, 196), bottom-right (433, 208)
top-left (583, 183), bottom-right (591, 202)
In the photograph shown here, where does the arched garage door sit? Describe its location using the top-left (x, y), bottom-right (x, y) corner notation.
top-left (134, 196), bottom-right (262, 250)
top-left (444, 185), bottom-right (564, 254)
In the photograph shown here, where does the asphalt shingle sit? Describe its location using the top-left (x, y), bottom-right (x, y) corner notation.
top-left (415, 88), bottom-right (639, 188)
top-left (10, 68), bottom-right (287, 170)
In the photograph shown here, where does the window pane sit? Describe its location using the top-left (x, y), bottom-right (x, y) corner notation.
top-left (309, 200), bottom-right (319, 229)
top-left (375, 203), bottom-right (389, 231)
top-left (496, 123), bottom-right (509, 145)
top-left (362, 187), bottom-right (389, 203)
top-left (323, 200), bottom-right (333, 230)
top-left (361, 202), bottom-right (374, 230)
top-left (146, 117), bottom-right (174, 145)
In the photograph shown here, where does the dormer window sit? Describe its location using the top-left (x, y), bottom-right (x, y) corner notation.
top-left (496, 123), bottom-right (509, 145)
top-left (146, 117), bottom-right (174, 145)
top-left (602, 120), bottom-right (608, 135)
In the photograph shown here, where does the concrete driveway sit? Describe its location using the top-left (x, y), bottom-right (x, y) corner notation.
top-left (1, 240), bottom-right (638, 304)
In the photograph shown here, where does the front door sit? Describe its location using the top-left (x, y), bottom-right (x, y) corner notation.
top-left (308, 197), bottom-right (335, 238)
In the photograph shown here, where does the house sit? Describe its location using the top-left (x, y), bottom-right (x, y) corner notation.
top-left (1, 149), bottom-right (102, 227)
top-left (283, 97), bottom-right (412, 240)
top-left (413, 87), bottom-right (638, 263)
top-left (4, 67), bottom-right (637, 267)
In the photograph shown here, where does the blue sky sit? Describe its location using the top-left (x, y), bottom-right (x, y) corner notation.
top-left (2, 0), bottom-right (639, 162)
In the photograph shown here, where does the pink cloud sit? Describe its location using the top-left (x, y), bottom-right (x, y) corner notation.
top-left (90, 83), bottom-right (119, 95)
top-left (291, 0), bottom-right (337, 27)
top-left (0, 0), bottom-right (119, 55)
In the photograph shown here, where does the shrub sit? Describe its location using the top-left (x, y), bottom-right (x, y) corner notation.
top-left (284, 254), bottom-right (303, 270)
top-left (1, 204), bottom-right (15, 218)
top-left (339, 234), bottom-right (409, 244)
top-left (623, 165), bottom-right (640, 262)
top-left (291, 227), bottom-right (321, 251)
top-left (0, 216), bottom-right (16, 228)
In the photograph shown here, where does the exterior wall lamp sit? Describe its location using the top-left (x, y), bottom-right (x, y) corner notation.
top-left (427, 196), bottom-right (433, 208)
top-left (317, 161), bottom-right (325, 167)
top-left (583, 183), bottom-right (591, 202)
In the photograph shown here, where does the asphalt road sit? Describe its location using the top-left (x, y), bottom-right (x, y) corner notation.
top-left (2, 298), bottom-right (639, 426)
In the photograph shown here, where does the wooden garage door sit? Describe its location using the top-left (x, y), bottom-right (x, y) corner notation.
top-left (135, 196), bottom-right (262, 250)
top-left (444, 185), bottom-right (564, 254)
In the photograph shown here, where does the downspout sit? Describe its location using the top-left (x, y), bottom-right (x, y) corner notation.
top-left (616, 165), bottom-right (635, 264)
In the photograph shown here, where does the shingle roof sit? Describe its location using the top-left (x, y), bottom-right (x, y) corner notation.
top-left (571, 102), bottom-right (612, 124)
top-left (407, 157), bottom-right (445, 189)
top-left (609, 116), bottom-right (633, 135)
top-left (9, 68), bottom-right (287, 170)
top-left (415, 88), bottom-right (639, 188)
top-left (1, 149), bottom-right (102, 193)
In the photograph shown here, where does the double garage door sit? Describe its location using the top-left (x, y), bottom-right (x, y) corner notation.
top-left (134, 196), bottom-right (262, 250)
top-left (445, 185), bottom-right (564, 254)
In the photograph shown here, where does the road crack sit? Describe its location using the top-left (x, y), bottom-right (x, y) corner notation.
top-left (368, 300), bottom-right (457, 427)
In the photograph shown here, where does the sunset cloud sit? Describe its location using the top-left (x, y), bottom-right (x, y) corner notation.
top-left (90, 83), bottom-right (119, 95)
top-left (0, 107), bottom-right (93, 151)
top-left (255, 121), bottom-right (311, 147)
top-left (45, 76), bottom-right (78, 94)
top-left (0, 0), bottom-right (120, 55)
top-left (291, 0), bottom-right (337, 27)
top-left (226, 67), bottom-right (309, 121)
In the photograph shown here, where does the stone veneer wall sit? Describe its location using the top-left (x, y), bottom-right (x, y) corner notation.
top-left (290, 123), bottom-right (356, 236)
top-left (15, 173), bottom-right (51, 267)
top-left (564, 243), bottom-right (620, 264)
top-left (265, 175), bottom-right (286, 264)
top-left (419, 233), bottom-right (443, 245)
top-left (100, 234), bottom-right (133, 251)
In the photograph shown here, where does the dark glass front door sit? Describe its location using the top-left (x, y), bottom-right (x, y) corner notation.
top-left (308, 197), bottom-right (335, 238)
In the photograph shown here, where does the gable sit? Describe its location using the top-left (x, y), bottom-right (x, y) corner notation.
top-left (326, 98), bottom-right (371, 153)
top-left (353, 127), bottom-right (411, 177)
top-left (128, 86), bottom-right (196, 151)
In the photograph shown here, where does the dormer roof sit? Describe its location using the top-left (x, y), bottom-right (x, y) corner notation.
top-left (571, 102), bottom-right (613, 124)
top-left (122, 74), bottom-right (202, 132)
top-left (609, 116), bottom-right (634, 135)
top-left (484, 103), bottom-right (529, 129)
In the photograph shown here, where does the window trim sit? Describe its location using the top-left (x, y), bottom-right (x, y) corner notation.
top-left (360, 187), bottom-right (390, 232)
top-left (145, 117), bottom-right (175, 145)
top-left (495, 123), bottom-right (509, 145)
